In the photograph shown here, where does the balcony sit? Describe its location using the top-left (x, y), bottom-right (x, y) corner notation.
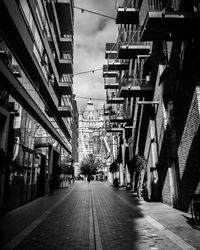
top-left (59, 33), bottom-right (73, 53)
top-left (139, 0), bottom-right (200, 41)
top-left (58, 105), bottom-right (72, 117)
top-left (106, 90), bottom-right (124, 104)
top-left (115, 0), bottom-right (139, 24)
top-left (117, 30), bottom-right (151, 59)
top-left (0, 41), bottom-right (11, 62)
top-left (0, 41), bottom-right (23, 78)
top-left (55, 0), bottom-right (74, 34)
top-left (119, 77), bottom-right (154, 98)
top-left (107, 60), bottom-right (129, 71)
top-left (104, 77), bottom-right (119, 89)
top-left (104, 104), bottom-right (112, 116)
top-left (118, 43), bottom-right (151, 59)
top-left (103, 65), bottom-right (119, 78)
top-left (58, 75), bottom-right (73, 95)
top-left (105, 43), bottom-right (118, 59)
top-left (104, 104), bottom-right (120, 116)
top-left (59, 53), bottom-right (73, 74)
top-left (109, 104), bottom-right (131, 124)
top-left (110, 114), bottom-right (130, 124)
top-left (45, 103), bottom-right (72, 118)
top-left (105, 120), bottom-right (123, 133)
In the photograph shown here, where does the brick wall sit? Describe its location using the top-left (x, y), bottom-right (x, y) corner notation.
top-left (177, 87), bottom-right (200, 212)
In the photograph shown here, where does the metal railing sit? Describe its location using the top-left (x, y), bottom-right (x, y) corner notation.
top-left (115, 0), bottom-right (140, 9)
top-left (139, 0), bottom-right (179, 26)
top-left (59, 74), bottom-right (73, 83)
top-left (117, 27), bottom-right (150, 46)
top-left (61, 52), bottom-right (72, 60)
top-left (118, 69), bottom-right (151, 87)
top-left (60, 31), bottom-right (73, 40)
top-left (105, 120), bottom-right (122, 130)
top-left (120, 77), bottom-right (149, 87)
top-left (104, 104), bottom-right (114, 115)
top-left (106, 89), bottom-right (120, 100)
top-left (104, 104), bottom-right (121, 115)
top-left (104, 77), bottom-right (119, 86)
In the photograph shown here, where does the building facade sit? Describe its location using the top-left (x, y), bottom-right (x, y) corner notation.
top-left (78, 100), bottom-right (104, 161)
top-left (0, 0), bottom-right (77, 212)
top-left (78, 100), bottom-right (111, 179)
top-left (104, 0), bottom-right (200, 212)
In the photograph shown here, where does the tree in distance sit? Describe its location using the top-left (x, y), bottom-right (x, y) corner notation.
top-left (80, 154), bottom-right (102, 176)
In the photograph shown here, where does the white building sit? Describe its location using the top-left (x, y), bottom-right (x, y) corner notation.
top-left (78, 100), bottom-right (105, 162)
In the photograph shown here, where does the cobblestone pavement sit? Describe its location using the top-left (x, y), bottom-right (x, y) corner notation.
top-left (1, 181), bottom-right (199, 250)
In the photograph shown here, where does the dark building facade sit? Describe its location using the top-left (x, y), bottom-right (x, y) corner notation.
top-left (0, 0), bottom-right (77, 212)
top-left (71, 95), bottom-right (78, 163)
top-left (104, 0), bottom-right (200, 213)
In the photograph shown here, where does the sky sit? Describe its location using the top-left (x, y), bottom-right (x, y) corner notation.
top-left (73, 0), bottom-right (118, 113)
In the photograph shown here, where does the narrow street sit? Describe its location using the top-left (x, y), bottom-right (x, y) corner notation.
top-left (1, 181), bottom-right (199, 250)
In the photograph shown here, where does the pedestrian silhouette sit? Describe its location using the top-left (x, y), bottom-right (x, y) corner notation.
top-left (87, 175), bottom-right (91, 183)
top-left (113, 177), bottom-right (119, 187)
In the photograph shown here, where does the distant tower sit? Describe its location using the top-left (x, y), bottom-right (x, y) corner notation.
top-left (78, 100), bottom-right (104, 162)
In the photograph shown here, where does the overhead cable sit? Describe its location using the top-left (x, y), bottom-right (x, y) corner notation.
top-left (74, 68), bottom-right (103, 76)
top-left (71, 5), bottom-right (116, 20)
top-left (76, 96), bottom-right (106, 101)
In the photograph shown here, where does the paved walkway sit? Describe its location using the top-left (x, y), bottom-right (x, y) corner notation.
top-left (0, 181), bottom-right (199, 250)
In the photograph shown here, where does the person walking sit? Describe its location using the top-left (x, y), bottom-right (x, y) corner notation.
top-left (87, 175), bottom-right (91, 183)
top-left (48, 174), bottom-right (54, 195)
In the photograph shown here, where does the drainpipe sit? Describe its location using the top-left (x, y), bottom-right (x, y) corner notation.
top-left (149, 119), bottom-right (160, 200)
top-left (122, 128), bottom-right (126, 186)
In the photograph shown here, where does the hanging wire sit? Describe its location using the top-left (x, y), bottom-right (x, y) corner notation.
top-left (71, 4), bottom-right (116, 20)
top-left (76, 96), bottom-right (106, 101)
top-left (73, 68), bottom-right (103, 76)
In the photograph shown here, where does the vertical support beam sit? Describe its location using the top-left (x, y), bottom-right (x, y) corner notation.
top-left (0, 107), bottom-right (10, 213)
top-left (150, 119), bottom-right (160, 200)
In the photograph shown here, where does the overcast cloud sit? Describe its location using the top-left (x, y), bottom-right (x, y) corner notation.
top-left (73, 0), bottom-right (117, 112)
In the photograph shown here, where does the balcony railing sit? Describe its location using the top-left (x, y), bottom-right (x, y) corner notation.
top-left (139, 0), bottom-right (200, 40)
top-left (115, 0), bottom-right (141, 9)
top-left (103, 65), bottom-right (119, 78)
top-left (58, 105), bottom-right (72, 117)
top-left (115, 0), bottom-right (140, 24)
top-left (59, 52), bottom-right (73, 74)
top-left (106, 89), bottom-right (124, 104)
top-left (105, 120), bottom-right (117, 130)
top-left (61, 52), bottom-right (72, 60)
top-left (105, 119), bottom-right (123, 132)
top-left (105, 43), bottom-right (118, 59)
top-left (120, 77), bottom-right (148, 88)
top-left (104, 104), bottom-right (121, 116)
top-left (117, 28), bottom-right (151, 59)
top-left (60, 31), bottom-right (73, 52)
top-left (58, 96), bottom-right (73, 117)
top-left (106, 59), bottom-right (129, 71)
top-left (58, 74), bottom-right (73, 95)
top-left (104, 104), bottom-right (113, 116)
top-left (109, 103), bottom-right (131, 123)
top-left (104, 77), bottom-right (119, 89)
top-left (118, 73), bottom-right (154, 97)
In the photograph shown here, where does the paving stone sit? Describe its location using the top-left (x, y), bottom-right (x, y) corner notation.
top-left (1, 182), bottom-right (200, 250)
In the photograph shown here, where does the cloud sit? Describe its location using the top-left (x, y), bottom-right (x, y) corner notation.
top-left (73, 0), bottom-right (117, 111)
